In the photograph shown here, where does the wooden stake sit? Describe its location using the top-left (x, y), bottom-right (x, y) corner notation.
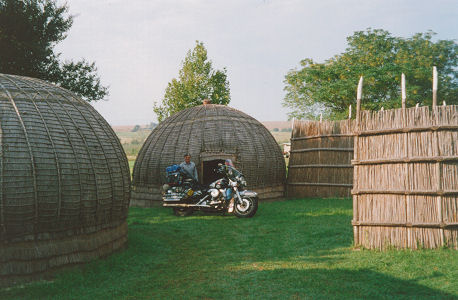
top-left (381, 107), bottom-right (384, 111)
top-left (356, 76), bottom-right (363, 123)
top-left (433, 66), bottom-right (438, 108)
top-left (353, 76), bottom-right (363, 247)
top-left (443, 101), bottom-right (446, 106)
top-left (401, 73), bottom-right (406, 109)
top-left (349, 105), bottom-right (352, 119)
top-left (320, 113), bottom-right (323, 122)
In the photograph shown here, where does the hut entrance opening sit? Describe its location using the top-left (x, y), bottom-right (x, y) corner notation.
top-left (202, 159), bottom-right (225, 185)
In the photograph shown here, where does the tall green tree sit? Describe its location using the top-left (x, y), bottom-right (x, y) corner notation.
top-left (154, 41), bottom-right (230, 122)
top-left (0, 0), bottom-right (108, 101)
top-left (283, 29), bottom-right (458, 120)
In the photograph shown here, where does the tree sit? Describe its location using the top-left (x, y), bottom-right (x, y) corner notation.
top-left (154, 41), bottom-right (230, 122)
top-left (0, 0), bottom-right (108, 101)
top-left (283, 29), bottom-right (458, 120)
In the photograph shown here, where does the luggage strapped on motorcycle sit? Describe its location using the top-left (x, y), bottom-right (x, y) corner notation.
top-left (165, 164), bottom-right (183, 186)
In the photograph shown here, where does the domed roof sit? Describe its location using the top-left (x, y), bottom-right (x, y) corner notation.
top-left (132, 104), bottom-right (286, 205)
top-left (0, 74), bottom-right (131, 242)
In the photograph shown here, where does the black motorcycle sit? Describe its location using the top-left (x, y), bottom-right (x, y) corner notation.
top-left (162, 161), bottom-right (258, 218)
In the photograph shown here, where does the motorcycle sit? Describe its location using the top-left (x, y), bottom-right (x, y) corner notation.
top-left (161, 160), bottom-right (258, 218)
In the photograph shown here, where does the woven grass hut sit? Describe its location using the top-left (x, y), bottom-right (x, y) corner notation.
top-left (0, 74), bottom-right (130, 285)
top-left (132, 102), bottom-right (286, 206)
top-left (352, 105), bottom-right (457, 249)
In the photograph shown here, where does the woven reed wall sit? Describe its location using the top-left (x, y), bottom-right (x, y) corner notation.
top-left (132, 104), bottom-right (286, 206)
top-left (352, 105), bottom-right (457, 249)
top-left (0, 74), bottom-right (131, 285)
top-left (287, 119), bottom-right (355, 198)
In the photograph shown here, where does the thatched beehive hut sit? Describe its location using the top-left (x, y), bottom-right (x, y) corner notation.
top-left (352, 105), bottom-right (457, 249)
top-left (0, 74), bottom-right (130, 285)
top-left (131, 102), bottom-right (286, 206)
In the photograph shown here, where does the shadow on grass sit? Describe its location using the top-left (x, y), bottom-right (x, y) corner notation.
top-left (208, 267), bottom-right (457, 299)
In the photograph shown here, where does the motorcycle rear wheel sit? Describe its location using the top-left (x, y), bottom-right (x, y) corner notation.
top-left (233, 197), bottom-right (258, 218)
top-left (173, 207), bottom-right (194, 217)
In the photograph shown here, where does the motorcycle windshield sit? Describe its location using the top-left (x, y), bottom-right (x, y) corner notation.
top-left (227, 166), bottom-right (242, 180)
top-left (224, 159), bottom-right (235, 167)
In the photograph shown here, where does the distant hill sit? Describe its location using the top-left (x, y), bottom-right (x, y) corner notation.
top-left (112, 123), bottom-right (157, 132)
top-left (112, 125), bottom-right (135, 132)
top-left (261, 121), bottom-right (292, 131)
top-left (113, 121), bottom-right (291, 132)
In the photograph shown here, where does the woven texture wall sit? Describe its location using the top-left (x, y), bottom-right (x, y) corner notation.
top-left (352, 105), bottom-right (457, 249)
top-left (132, 104), bottom-right (286, 206)
top-left (0, 74), bottom-right (131, 284)
top-left (287, 120), bottom-right (355, 198)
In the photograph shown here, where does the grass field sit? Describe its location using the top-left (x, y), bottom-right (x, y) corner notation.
top-left (2, 198), bottom-right (457, 299)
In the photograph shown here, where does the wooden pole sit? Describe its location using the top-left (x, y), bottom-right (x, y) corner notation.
top-left (349, 105), bottom-right (352, 119)
top-left (401, 73), bottom-right (406, 109)
top-left (433, 66), bottom-right (438, 108)
top-left (320, 113), bottom-right (323, 122)
top-left (443, 101), bottom-right (446, 106)
top-left (402, 73), bottom-right (409, 246)
top-left (356, 76), bottom-right (363, 124)
top-left (354, 76), bottom-right (363, 247)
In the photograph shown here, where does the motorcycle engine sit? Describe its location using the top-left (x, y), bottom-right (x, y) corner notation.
top-left (208, 188), bottom-right (219, 199)
top-left (163, 186), bottom-right (185, 201)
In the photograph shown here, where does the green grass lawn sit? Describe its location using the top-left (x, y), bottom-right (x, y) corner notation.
top-left (3, 199), bottom-right (456, 299)
top-left (128, 159), bottom-right (135, 174)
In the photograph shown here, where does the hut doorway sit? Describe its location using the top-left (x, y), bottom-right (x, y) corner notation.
top-left (202, 159), bottom-right (225, 185)
top-left (200, 152), bottom-right (236, 185)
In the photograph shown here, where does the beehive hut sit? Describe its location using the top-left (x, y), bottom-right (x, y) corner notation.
top-left (287, 119), bottom-right (355, 198)
top-left (352, 105), bottom-right (457, 249)
top-left (0, 74), bottom-right (130, 285)
top-left (131, 101), bottom-right (286, 206)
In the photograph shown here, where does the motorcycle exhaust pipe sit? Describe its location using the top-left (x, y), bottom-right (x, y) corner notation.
top-left (163, 203), bottom-right (211, 208)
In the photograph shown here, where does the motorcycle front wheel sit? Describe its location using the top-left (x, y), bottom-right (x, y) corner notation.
top-left (173, 207), bottom-right (194, 217)
top-left (233, 197), bottom-right (258, 218)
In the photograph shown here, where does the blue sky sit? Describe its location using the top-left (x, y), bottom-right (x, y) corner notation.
top-left (56, 0), bottom-right (458, 125)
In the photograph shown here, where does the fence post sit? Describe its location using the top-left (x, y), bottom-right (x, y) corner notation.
top-left (401, 73), bottom-right (406, 109)
top-left (433, 66), bottom-right (438, 108)
top-left (401, 73), bottom-right (410, 247)
top-left (356, 76), bottom-right (363, 125)
top-left (353, 76), bottom-right (363, 246)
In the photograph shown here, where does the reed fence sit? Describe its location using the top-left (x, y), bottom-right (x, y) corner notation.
top-left (352, 105), bottom-right (457, 249)
top-left (287, 119), bottom-right (356, 198)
